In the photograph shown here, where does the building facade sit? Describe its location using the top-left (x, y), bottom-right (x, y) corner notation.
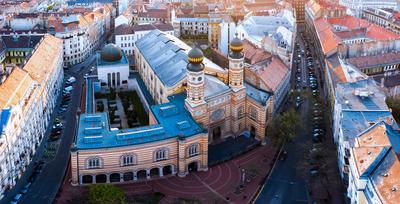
top-left (0, 35), bottom-right (63, 199)
top-left (339, 0), bottom-right (398, 17)
top-left (115, 23), bottom-right (174, 56)
top-left (135, 30), bottom-right (272, 142)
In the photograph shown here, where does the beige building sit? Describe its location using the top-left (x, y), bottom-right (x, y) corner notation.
top-left (70, 30), bottom-right (273, 186)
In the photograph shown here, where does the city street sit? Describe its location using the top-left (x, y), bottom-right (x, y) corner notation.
top-left (255, 28), bottom-right (344, 203)
top-left (1, 52), bottom-right (97, 204)
top-left (255, 34), bottom-right (311, 204)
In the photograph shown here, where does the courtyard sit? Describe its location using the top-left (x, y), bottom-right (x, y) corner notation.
top-left (55, 144), bottom-right (277, 204)
top-left (94, 88), bottom-right (148, 129)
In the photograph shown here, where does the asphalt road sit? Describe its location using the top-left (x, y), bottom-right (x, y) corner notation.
top-left (255, 34), bottom-right (313, 204)
top-left (1, 53), bottom-right (97, 204)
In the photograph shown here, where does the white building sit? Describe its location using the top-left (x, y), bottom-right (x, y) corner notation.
top-left (115, 23), bottom-right (174, 56)
top-left (50, 15), bottom-right (90, 67)
top-left (133, 9), bottom-right (169, 25)
top-left (172, 17), bottom-right (208, 37)
top-left (218, 21), bottom-right (236, 56)
top-left (96, 44), bottom-right (130, 88)
top-left (235, 10), bottom-right (295, 64)
top-left (340, 0), bottom-right (398, 16)
top-left (115, 14), bottom-right (131, 28)
top-left (47, 6), bottom-right (112, 67)
top-left (0, 35), bottom-right (64, 199)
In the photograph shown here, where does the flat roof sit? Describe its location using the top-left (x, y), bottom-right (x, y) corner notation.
top-left (341, 110), bottom-right (393, 141)
top-left (76, 91), bottom-right (202, 150)
top-left (336, 79), bottom-right (389, 111)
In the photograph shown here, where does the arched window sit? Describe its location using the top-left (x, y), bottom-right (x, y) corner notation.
top-left (87, 157), bottom-right (101, 169)
top-left (250, 106), bottom-right (257, 121)
top-left (154, 148), bottom-right (168, 162)
top-left (121, 154), bottom-right (136, 166)
top-left (188, 143), bottom-right (200, 157)
top-left (238, 106), bottom-right (245, 119)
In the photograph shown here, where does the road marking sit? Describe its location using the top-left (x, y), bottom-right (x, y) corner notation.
top-left (192, 173), bottom-right (230, 203)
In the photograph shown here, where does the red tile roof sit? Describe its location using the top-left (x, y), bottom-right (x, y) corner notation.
top-left (256, 57), bottom-right (289, 92)
top-left (242, 40), bottom-right (271, 64)
top-left (314, 15), bottom-right (400, 55)
top-left (347, 52), bottom-right (400, 69)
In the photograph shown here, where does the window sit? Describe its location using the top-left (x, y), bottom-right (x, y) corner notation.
top-left (250, 106), bottom-right (257, 120)
top-left (188, 144), bottom-right (200, 157)
top-left (121, 154), bottom-right (136, 166)
top-left (154, 148), bottom-right (168, 161)
top-left (87, 157), bottom-right (101, 169)
top-left (238, 106), bottom-right (244, 118)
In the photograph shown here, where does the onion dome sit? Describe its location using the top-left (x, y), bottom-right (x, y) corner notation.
top-left (100, 44), bottom-right (123, 62)
top-left (187, 47), bottom-right (205, 72)
top-left (229, 34), bottom-right (244, 59)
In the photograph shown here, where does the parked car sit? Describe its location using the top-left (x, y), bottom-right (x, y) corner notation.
top-left (10, 193), bottom-right (22, 204)
top-left (67, 76), bottom-right (76, 84)
top-left (51, 131), bottom-right (62, 137)
top-left (48, 136), bottom-right (60, 142)
top-left (58, 107), bottom-right (67, 114)
top-left (64, 86), bottom-right (73, 93)
top-left (20, 183), bottom-right (32, 194)
top-left (295, 96), bottom-right (301, 109)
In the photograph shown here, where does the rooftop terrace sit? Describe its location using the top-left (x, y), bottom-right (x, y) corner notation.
top-left (336, 79), bottom-right (389, 111)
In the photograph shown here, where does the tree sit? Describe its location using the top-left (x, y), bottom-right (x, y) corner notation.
top-left (267, 109), bottom-right (301, 146)
top-left (386, 96), bottom-right (400, 123)
top-left (88, 184), bottom-right (126, 204)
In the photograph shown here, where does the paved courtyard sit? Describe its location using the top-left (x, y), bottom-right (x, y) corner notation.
top-left (55, 144), bottom-right (277, 204)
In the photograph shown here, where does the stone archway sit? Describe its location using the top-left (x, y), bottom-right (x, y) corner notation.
top-left (188, 161), bottom-right (199, 173)
top-left (250, 126), bottom-right (256, 138)
top-left (82, 175), bottom-right (93, 184)
top-left (123, 172), bottom-right (133, 181)
top-left (150, 168), bottom-right (159, 178)
top-left (110, 173), bottom-right (120, 183)
top-left (137, 170), bottom-right (147, 180)
top-left (163, 165), bottom-right (172, 176)
top-left (96, 174), bottom-right (107, 183)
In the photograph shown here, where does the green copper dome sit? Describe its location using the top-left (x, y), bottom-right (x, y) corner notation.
top-left (100, 44), bottom-right (123, 62)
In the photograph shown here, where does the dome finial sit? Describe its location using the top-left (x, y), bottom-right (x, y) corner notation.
top-left (188, 46), bottom-right (204, 64)
top-left (187, 46), bottom-right (205, 72)
top-left (229, 33), bottom-right (244, 58)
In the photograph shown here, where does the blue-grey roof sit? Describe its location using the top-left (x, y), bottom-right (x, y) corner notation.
top-left (386, 122), bottom-right (400, 153)
top-left (341, 110), bottom-right (393, 141)
top-left (76, 93), bottom-right (202, 150)
top-left (62, 15), bottom-right (79, 24)
top-left (336, 79), bottom-right (389, 111)
top-left (244, 82), bottom-right (271, 106)
top-left (204, 75), bottom-right (230, 100)
top-left (151, 93), bottom-right (203, 135)
top-left (135, 30), bottom-right (188, 88)
top-left (0, 108), bottom-right (11, 134)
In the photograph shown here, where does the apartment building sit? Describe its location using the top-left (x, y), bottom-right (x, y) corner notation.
top-left (0, 35), bottom-right (63, 199)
